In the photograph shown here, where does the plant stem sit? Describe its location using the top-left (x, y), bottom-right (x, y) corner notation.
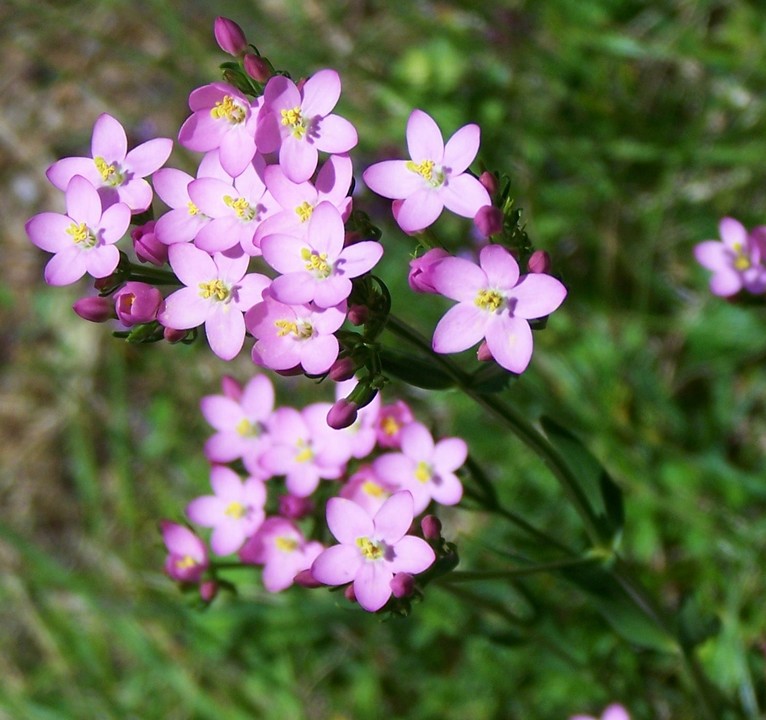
top-left (126, 262), bottom-right (180, 285)
top-left (439, 556), bottom-right (600, 583)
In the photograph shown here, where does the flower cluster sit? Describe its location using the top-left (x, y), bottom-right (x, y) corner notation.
top-left (161, 373), bottom-right (465, 612)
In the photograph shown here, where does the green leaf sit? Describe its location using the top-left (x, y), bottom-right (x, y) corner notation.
top-left (677, 594), bottom-right (722, 650)
top-left (379, 347), bottom-right (455, 390)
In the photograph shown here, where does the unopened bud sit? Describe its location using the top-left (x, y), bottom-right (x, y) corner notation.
top-left (329, 357), bottom-right (356, 382)
top-left (114, 282), bottom-right (162, 326)
top-left (390, 572), bottom-right (415, 598)
top-left (409, 248), bottom-right (449, 294)
top-left (274, 365), bottom-right (305, 377)
top-left (294, 569), bottom-right (323, 588)
top-left (477, 341), bottom-right (494, 363)
top-left (199, 580), bottom-right (218, 603)
top-left (473, 205), bottom-right (503, 238)
top-left (327, 399), bottom-right (359, 430)
top-left (344, 584), bottom-right (357, 603)
top-left (479, 171), bottom-right (498, 196)
top-left (527, 249), bottom-right (551, 274)
top-left (73, 296), bottom-right (115, 323)
top-left (131, 221), bottom-right (167, 266)
top-left (279, 494), bottom-right (314, 520)
top-left (220, 375), bottom-right (243, 401)
top-left (214, 16), bottom-right (247, 55)
top-left (243, 53), bottom-right (273, 83)
top-left (163, 327), bottom-right (188, 343)
top-left (347, 304), bottom-right (369, 325)
top-left (421, 515), bottom-right (442, 541)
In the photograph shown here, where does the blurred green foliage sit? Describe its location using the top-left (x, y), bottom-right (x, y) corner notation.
top-left (2, 0), bottom-right (766, 718)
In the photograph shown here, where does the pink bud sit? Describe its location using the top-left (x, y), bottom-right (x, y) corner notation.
top-left (473, 205), bottom-right (503, 238)
top-left (390, 572), bottom-right (415, 598)
top-left (73, 296), bottom-right (115, 323)
top-left (476, 341), bottom-right (494, 363)
top-left (131, 221), bottom-right (167, 266)
top-left (327, 399), bottom-right (358, 430)
top-left (243, 53), bottom-right (273, 83)
top-left (344, 584), bottom-right (357, 603)
top-left (294, 569), bottom-right (323, 588)
top-left (214, 16), bottom-right (247, 55)
top-left (479, 171), bottom-right (498, 195)
top-left (527, 249), bottom-right (551, 274)
top-left (220, 375), bottom-right (243, 401)
top-left (199, 580), bottom-right (218, 602)
top-left (329, 357), bottom-right (356, 382)
top-left (409, 248), bottom-right (450, 294)
top-left (421, 515), bottom-right (442, 541)
top-left (163, 327), bottom-right (188, 343)
top-left (279, 494), bottom-right (314, 520)
top-left (114, 282), bottom-right (163, 326)
top-left (347, 304), bottom-right (369, 326)
top-left (274, 365), bottom-right (305, 377)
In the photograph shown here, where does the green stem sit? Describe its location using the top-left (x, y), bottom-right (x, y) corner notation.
top-left (125, 262), bottom-right (180, 285)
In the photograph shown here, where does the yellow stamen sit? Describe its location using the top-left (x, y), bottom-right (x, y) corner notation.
top-left (295, 439), bottom-right (314, 464)
top-left (406, 159), bottom-right (445, 188)
top-left (356, 536), bottom-right (384, 560)
top-left (274, 319), bottom-right (314, 339)
top-left (415, 461), bottom-right (432, 484)
top-left (198, 279), bottom-right (230, 301)
top-left (187, 201), bottom-right (200, 216)
top-left (236, 418), bottom-right (259, 437)
top-left (301, 247), bottom-right (331, 277)
top-left (210, 95), bottom-right (246, 124)
top-left (223, 195), bottom-right (255, 221)
top-left (732, 242), bottom-right (751, 271)
top-left (225, 501), bottom-right (246, 519)
top-left (381, 417), bottom-right (399, 436)
top-left (176, 555), bottom-right (196, 570)
top-left (362, 480), bottom-right (386, 498)
top-left (280, 106), bottom-right (307, 139)
top-left (275, 536), bottom-right (299, 552)
top-left (475, 289), bottom-right (504, 312)
top-left (94, 156), bottom-right (124, 187)
top-left (295, 201), bottom-right (314, 223)
top-left (66, 222), bottom-right (97, 249)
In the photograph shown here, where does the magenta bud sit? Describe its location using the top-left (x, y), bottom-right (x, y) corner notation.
top-left (344, 584), bottom-right (357, 603)
top-left (421, 515), bottom-right (442, 541)
top-left (73, 296), bottom-right (115, 323)
top-left (473, 205), bottom-right (503, 238)
top-left (476, 341), bottom-right (494, 363)
top-left (294, 569), bottom-right (323, 588)
top-left (199, 580), bottom-right (218, 603)
top-left (329, 357), bottom-right (356, 382)
top-left (347, 304), bottom-right (369, 326)
top-left (214, 16), bottom-right (247, 55)
top-left (527, 249), bottom-right (551, 274)
top-left (327, 399), bottom-right (359, 430)
top-left (163, 327), bottom-right (188, 343)
top-left (279, 494), bottom-right (314, 520)
top-left (479, 171), bottom-right (498, 195)
top-left (131, 221), bottom-right (167, 266)
top-left (243, 53), bottom-right (273, 83)
top-left (114, 281), bottom-right (163, 326)
top-left (274, 365), bottom-right (305, 377)
top-left (408, 248), bottom-right (450, 294)
top-left (390, 572), bottom-right (415, 599)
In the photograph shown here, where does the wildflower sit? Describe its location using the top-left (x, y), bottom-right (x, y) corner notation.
top-left (570, 704), bottom-right (630, 720)
top-left (311, 491), bottom-right (435, 612)
top-left (214, 16), bottom-right (248, 56)
top-left (430, 244), bottom-right (567, 374)
top-left (362, 109), bottom-right (490, 233)
top-left (160, 521), bottom-right (208, 583)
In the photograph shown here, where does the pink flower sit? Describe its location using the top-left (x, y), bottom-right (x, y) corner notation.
top-left (214, 16), bottom-right (247, 56)
top-left (375, 400), bottom-right (415, 449)
top-left (158, 243), bottom-right (270, 360)
top-left (186, 466), bottom-right (266, 555)
top-left (340, 465), bottom-right (396, 516)
top-left (239, 517), bottom-right (323, 592)
top-left (311, 491), bottom-right (435, 612)
top-left (362, 109), bottom-right (490, 233)
top-left (113, 281), bottom-right (163, 326)
top-left (46, 113), bottom-right (172, 213)
top-left (408, 247), bottom-right (450, 293)
top-left (26, 175), bottom-right (131, 286)
top-left (570, 703), bottom-right (630, 720)
top-left (261, 201), bottom-right (383, 308)
top-left (694, 217), bottom-right (766, 296)
top-left (160, 521), bottom-right (208, 583)
top-left (373, 422), bottom-right (466, 515)
top-left (431, 244), bottom-right (567, 374)
top-left (131, 221), bottom-right (168, 266)
top-left (256, 70), bottom-right (358, 183)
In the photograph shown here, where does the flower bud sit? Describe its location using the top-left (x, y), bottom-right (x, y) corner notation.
top-left (294, 569), bottom-right (323, 588)
top-left (163, 327), bottom-right (188, 343)
top-left (409, 248), bottom-right (449, 294)
top-left (199, 580), bottom-right (218, 603)
top-left (220, 375), bottom-right (243, 401)
top-left (347, 304), bottom-right (369, 326)
top-left (131, 221), bottom-right (167, 266)
top-left (527, 249), bottom-right (551, 274)
top-left (73, 296), bottom-right (115, 323)
top-left (214, 16), bottom-right (247, 56)
top-left (479, 171), bottom-right (498, 196)
top-left (421, 514), bottom-right (442, 541)
top-left (243, 53), bottom-right (273, 83)
top-left (477, 341), bottom-right (494, 362)
top-left (344, 584), bottom-right (357, 603)
top-left (473, 205), bottom-right (503, 238)
top-left (279, 494), bottom-right (314, 520)
top-left (390, 572), bottom-right (416, 598)
top-left (328, 357), bottom-right (356, 382)
top-left (274, 365), bottom-right (305, 377)
top-left (114, 282), bottom-right (163, 326)
top-left (327, 399), bottom-right (359, 430)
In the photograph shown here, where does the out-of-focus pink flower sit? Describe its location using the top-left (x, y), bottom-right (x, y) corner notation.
top-left (160, 520), bottom-right (208, 583)
top-left (375, 400), bottom-right (415, 449)
top-left (570, 703), bottom-right (630, 720)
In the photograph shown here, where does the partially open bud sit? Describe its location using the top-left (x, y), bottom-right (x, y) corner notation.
top-left (214, 16), bottom-right (247, 56)
top-left (279, 494), bottom-right (314, 520)
top-left (163, 327), bottom-right (188, 343)
top-left (131, 221), bottom-right (167, 266)
top-left (347, 304), bottom-right (369, 326)
top-left (390, 572), bottom-right (415, 598)
top-left (327, 399), bottom-right (359, 430)
top-left (243, 53), bottom-right (273, 83)
top-left (114, 282), bottom-right (162, 326)
top-left (199, 580), bottom-right (218, 603)
top-left (73, 296), bottom-right (115, 323)
top-left (479, 171), bottom-right (498, 196)
top-left (473, 205), bottom-right (503, 238)
top-left (328, 357), bottom-right (356, 382)
top-left (421, 515), bottom-right (443, 541)
top-left (527, 249), bottom-right (551, 274)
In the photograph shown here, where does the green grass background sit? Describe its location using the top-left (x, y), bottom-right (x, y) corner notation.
top-left (2, 0), bottom-right (766, 718)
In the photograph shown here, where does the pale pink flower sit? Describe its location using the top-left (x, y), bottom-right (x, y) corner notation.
top-left (340, 465), bottom-right (396, 516)
top-left (362, 109), bottom-right (490, 232)
top-left (186, 466), bottom-right (266, 555)
top-left (311, 491), bottom-right (435, 612)
top-left (431, 244), bottom-right (567, 374)
top-left (375, 400), bottom-right (415, 449)
top-left (158, 243), bottom-right (270, 360)
top-left (160, 520), bottom-right (209, 583)
top-left (694, 217), bottom-right (766, 296)
top-left (26, 175), bottom-right (130, 286)
top-left (571, 703), bottom-right (630, 720)
top-left (46, 113), bottom-right (172, 213)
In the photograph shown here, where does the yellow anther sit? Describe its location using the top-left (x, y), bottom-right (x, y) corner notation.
top-left (295, 201), bottom-right (314, 223)
top-left (210, 95), bottom-right (246, 124)
top-left (362, 480), bottom-right (386, 498)
top-left (475, 289), bottom-right (504, 312)
top-left (66, 222), bottom-right (97, 248)
top-left (732, 242), bottom-right (751, 271)
top-left (236, 418), bottom-right (259, 437)
top-left (94, 156), bottom-right (124, 187)
top-left (301, 247), bottom-right (331, 277)
top-left (415, 461), bottom-right (432, 484)
top-left (406, 159), bottom-right (445, 187)
top-left (356, 536), bottom-right (384, 560)
top-left (176, 555), bottom-right (196, 570)
top-left (381, 417), bottom-right (399, 436)
top-left (295, 439), bottom-right (314, 464)
top-left (198, 279), bottom-right (230, 301)
top-left (281, 106), bottom-right (307, 139)
top-left (225, 501), bottom-right (246, 519)
top-left (275, 536), bottom-right (299, 552)
top-left (223, 195), bottom-right (255, 221)
top-left (274, 319), bottom-right (314, 339)
top-left (187, 201), bottom-right (200, 216)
